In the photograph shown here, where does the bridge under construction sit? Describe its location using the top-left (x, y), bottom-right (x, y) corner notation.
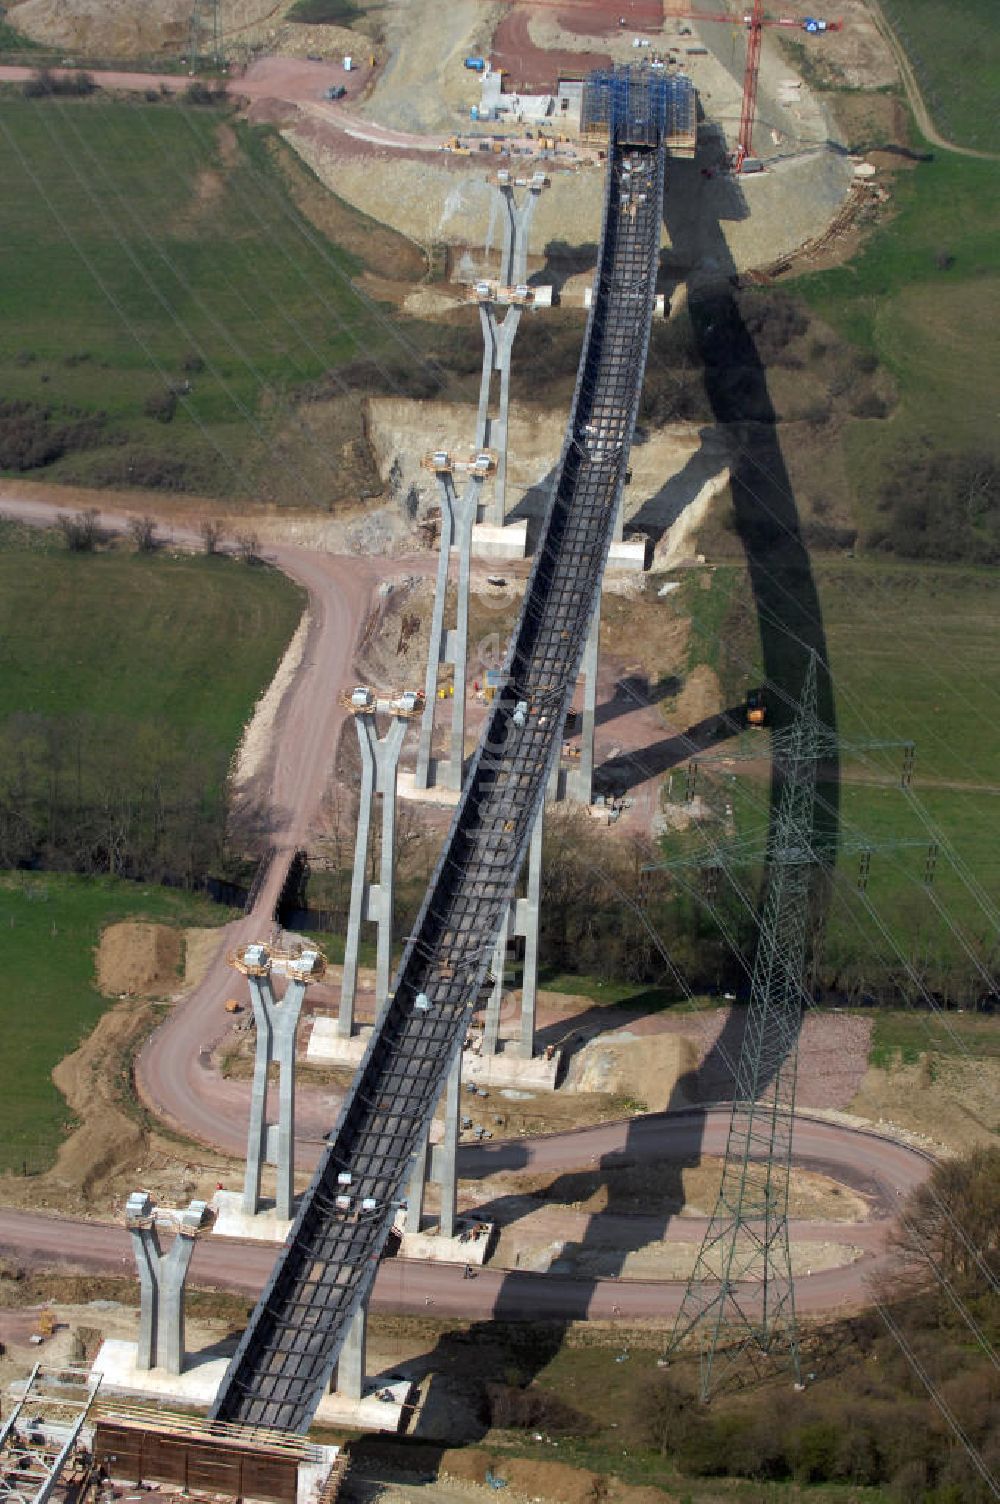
top-left (210, 66), bottom-right (695, 1436)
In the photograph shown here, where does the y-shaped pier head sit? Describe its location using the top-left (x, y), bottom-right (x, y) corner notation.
top-left (125, 1192), bottom-right (208, 1374)
top-left (229, 941), bottom-right (326, 1221)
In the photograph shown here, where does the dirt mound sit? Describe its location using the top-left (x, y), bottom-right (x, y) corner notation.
top-left (9, 0), bottom-right (189, 55)
top-left (568, 1031), bottom-right (699, 1112)
top-left (49, 1000), bottom-right (148, 1198)
top-left (440, 1451), bottom-right (608, 1504)
top-left (95, 922), bottom-right (182, 998)
top-left (675, 662), bottom-right (723, 727)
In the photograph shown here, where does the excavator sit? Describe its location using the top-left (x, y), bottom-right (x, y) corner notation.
top-left (745, 687), bottom-right (766, 728)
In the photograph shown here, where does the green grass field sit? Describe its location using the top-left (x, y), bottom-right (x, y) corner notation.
top-left (0, 524), bottom-right (303, 745)
top-left (0, 20), bottom-right (42, 54)
top-left (669, 560), bottom-right (1000, 995)
top-left (0, 518), bottom-right (303, 878)
top-left (796, 148), bottom-right (1000, 514)
top-left (880, 0), bottom-right (1000, 151)
top-left (0, 872), bottom-right (233, 1174)
top-left (0, 92), bottom-right (391, 500)
top-left (865, 1007), bottom-right (1000, 1068)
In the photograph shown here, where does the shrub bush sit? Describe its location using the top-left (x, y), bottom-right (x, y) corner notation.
top-left (866, 449), bottom-right (1000, 564)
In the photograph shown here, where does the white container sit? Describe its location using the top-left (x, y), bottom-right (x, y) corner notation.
top-left (343, 55), bottom-right (353, 71)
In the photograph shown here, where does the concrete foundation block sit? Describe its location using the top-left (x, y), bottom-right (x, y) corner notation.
top-left (471, 520), bottom-right (529, 560)
top-left (607, 539), bottom-right (648, 571)
top-left (462, 1042), bottom-right (561, 1092)
top-left (91, 1340), bottom-right (411, 1434)
top-left (306, 1018), bottom-right (372, 1066)
top-left (396, 1217), bottom-right (494, 1266)
top-left (209, 1190), bottom-right (293, 1243)
top-left (397, 770), bottom-right (462, 807)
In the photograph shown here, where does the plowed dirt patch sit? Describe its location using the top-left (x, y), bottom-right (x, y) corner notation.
top-left (95, 922), bottom-right (183, 998)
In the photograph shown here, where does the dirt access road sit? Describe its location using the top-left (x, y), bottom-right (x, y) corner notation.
top-left (865, 0), bottom-right (1000, 162)
top-left (0, 1110), bottom-right (932, 1318)
top-left (0, 487), bottom-right (415, 1137)
top-left (0, 57), bottom-right (444, 153)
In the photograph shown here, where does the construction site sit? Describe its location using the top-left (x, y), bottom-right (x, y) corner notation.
top-left (0, 0), bottom-right (997, 1502)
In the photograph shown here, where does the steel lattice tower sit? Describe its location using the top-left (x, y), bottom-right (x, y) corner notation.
top-left (187, 0), bottom-right (221, 70)
top-left (669, 655), bottom-right (823, 1398)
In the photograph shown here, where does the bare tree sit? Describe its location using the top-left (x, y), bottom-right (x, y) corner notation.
top-left (127, 515), bottom-right (158, 553)
top-left (200, 519), bottom-right (223, 555)
top-left (56, 508), bottom-right (101, 552)
top-left (889, 1145), bottom-right (1000, 1292)
top-left (235, 531), bottom-right (260, 564)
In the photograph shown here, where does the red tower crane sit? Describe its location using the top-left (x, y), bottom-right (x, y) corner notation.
top-left (662, 4), bottom-right (842, 170)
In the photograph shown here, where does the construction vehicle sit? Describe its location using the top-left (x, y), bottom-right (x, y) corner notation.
top-left (224, 998), bottom-right (242, 1014)
top-left (746, 687), bottom-right (766, 728)
top-left (33, 1309), bottom-right (56, 1341)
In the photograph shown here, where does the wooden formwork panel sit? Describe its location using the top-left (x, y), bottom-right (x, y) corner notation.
top-left (94, 1422), bottom-right (299, 1504)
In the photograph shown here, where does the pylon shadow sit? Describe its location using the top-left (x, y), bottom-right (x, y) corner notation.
top-left (359, 145), bottom-right (841, 1450)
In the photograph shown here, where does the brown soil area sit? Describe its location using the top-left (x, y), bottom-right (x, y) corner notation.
top-left (592, 584), bottom-right (690, 688)
top-left (790, 0), bottom-right (900, 91)
top-left (6, 0), bottom-right (299, 58)
top-left (568, 1033), bottom-right (699, 1113)
top-left (184, 927), bottom-right (225, 989)
top-left (850, 1055), bottom-right (1000, 1155)
top-left (554, 0), bottom-right (664, 37)
top-left (673, 662), bottom-right (722, 729)
top-left (349, 1460), bottom-right (679, 1504)
top-left (476, 1156), bottom-right (870, 1225)
top-left (48, 999), bottom-right (150, 1199)
top-left (440, 1451), bottom-right (612, 1504)
top-left (95, 921), bottom-right (184, 998)
top-left (1, 952), bottom-right (239, 1217)
top-left (491, 8), bottom-right (612, 93)
top-left (265, 134), bottom-right (427, 285)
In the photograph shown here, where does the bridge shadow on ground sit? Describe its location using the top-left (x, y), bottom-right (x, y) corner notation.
top-left (353, 149), bottom-right (840, 1459)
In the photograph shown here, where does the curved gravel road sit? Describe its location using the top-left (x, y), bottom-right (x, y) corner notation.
top-left (0, 1109), bottom-right (933, 1319)
top-left (0, 490), bottom-right (934, 1324)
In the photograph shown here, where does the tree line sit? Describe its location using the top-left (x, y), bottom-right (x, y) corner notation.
top-left (0, 711), bottom-right (230, 886)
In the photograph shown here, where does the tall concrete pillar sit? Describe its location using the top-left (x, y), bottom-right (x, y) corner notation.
top-left (234, 943), bottom-right (325, 1220)
top-left (515, 802), bottom-right (544, 1060)
top-left (404, 1050), bottom-right (462, 1237)
top-left (404, 1130), bottom-right (429, 1234)
top-left (413, 471), bottom-right (485, 793)
top-left (570, 599), bottom-right (601, 806)
top-left (126, 1196), bottom-right (201, 1375)
top-left (481, 793), bottom-right (545, 1061)
top-left (482, 921), bottom-right (509, 1056)
top-left (476, 302), bottom-right (522, 528)
top-left (476, 178), bottom-right (546, 526)
top-left (341, 710), bottom-right (409, 1031)
top-left (428, 1050), bottom-right (462, 1238)
top-left (331, 1303), bottom-right (368, 1403)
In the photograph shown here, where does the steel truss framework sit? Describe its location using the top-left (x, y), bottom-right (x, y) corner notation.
top-left (210, 88), bottom-right (683, 1432)
top-left (668, 655), bottom-right (823, 1397)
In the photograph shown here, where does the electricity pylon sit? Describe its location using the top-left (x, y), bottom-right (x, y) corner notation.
top-left (187, 0), bottom-right (221, 70)
top-left (667, 654), bottom-right (823, 1399)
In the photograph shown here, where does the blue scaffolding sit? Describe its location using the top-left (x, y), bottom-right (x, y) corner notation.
top-left (581, 65), bottom-right (696, 149)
